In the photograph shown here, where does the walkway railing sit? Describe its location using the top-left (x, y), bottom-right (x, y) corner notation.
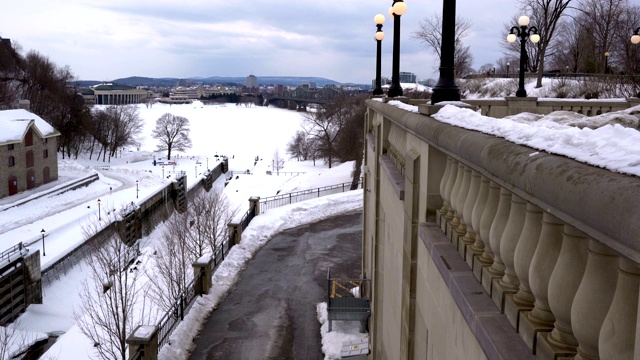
top-left (258, 181), bottom-right (361, 213)
top-left (157, 270), bottom-right (202, 351)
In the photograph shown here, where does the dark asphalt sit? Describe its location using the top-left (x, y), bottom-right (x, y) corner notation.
top-left (188, 211), bottom-right (363, 360)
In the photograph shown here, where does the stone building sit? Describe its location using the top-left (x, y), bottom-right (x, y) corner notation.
top-left (0, 109), bottom-right (60, 199)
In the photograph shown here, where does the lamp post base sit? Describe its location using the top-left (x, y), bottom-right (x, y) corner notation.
top-left (516, 88), bottom-right (527, 97)
top-left (431, 86), bottom-right (460, 104)
top-left (388, 83), bottom-right (403, 98)
top-left (372, 88), bottom-right (384, 96)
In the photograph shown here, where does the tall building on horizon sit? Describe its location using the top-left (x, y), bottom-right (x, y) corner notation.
top-left (245, 75), bottom-right (258, 88)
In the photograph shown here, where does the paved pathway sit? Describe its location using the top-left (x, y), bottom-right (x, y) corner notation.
top-left (189, 212), bottom-right (363, 360)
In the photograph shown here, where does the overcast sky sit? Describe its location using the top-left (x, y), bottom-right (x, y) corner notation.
top-left (2, 0), bottom-right (639, 84)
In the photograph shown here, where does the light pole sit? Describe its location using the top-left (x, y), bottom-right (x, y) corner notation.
top-left (632, 28), bottom-right (640, 97)
top-left (604, 51), bottom-right (610, 74)
top-left (40, 229), bottom-right (45, 256)
top-left (431, 0), bottom-right (461, 104)
top-left (507, 15), bottom-right (540, 97)
top-left (136, 180), bottom-right (139, 199)
top-left (97, 198), bottom-right (101, 221)
top-left (387, 0), bottom-right (406, 98)
top-left (507, 62), bottom-right (510, 78)
top-left (162, 165), bottom-right (165, 178)
top-left (373, 14), bottom-right (385, 96)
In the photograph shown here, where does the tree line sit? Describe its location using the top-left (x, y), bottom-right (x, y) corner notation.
top-left (286, 93), bottom-right (368, 190)
top-left (414, 0), bottom-right (640, 89)
top-left (0, 40), bottom-right (149, 161)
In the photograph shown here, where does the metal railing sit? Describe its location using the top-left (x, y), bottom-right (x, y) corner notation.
top-left (258, 181), bottom-right (361, 213)
top-left (0, 243), bottom-right (24, 265)
top-left (157, 270), bottom-right (202, 351)
top-left (239, 207), bottom-right (256, 231)
top-left (129, 345), bottom-right (144, 360)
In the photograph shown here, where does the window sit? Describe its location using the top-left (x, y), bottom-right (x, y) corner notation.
top-left (8, 156), bottom-right (15, 167)
top-left (26, 150), bottom-right (34, 168)
top-left (43, 149), bottom-right (48, 159)
top-left (25, 130), bottom-right (33, 147)
top-left (8, 144), bottom-right (14, 150)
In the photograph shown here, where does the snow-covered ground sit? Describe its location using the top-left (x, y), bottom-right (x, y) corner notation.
top-left (1, 101), bottom-right (362, 359)
top-left (3, 89), bottom-right (640, 359)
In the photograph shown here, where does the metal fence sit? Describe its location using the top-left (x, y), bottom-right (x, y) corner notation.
top-left (258, 181), bottom-right (361, 213)
top-left (0, 243), bottom-right (24, 265)
top-left (157, 270), bottom-right (202, 352)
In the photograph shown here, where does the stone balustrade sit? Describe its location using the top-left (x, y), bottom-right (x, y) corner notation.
top-left (362, 98), bottom-right (640, 360)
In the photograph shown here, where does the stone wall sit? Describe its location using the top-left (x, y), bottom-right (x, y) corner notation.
top-left (363, 98), bottom-right (640, 360)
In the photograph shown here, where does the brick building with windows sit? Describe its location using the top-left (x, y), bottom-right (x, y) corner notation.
top-left (0, 109), bottom-right (60, 199)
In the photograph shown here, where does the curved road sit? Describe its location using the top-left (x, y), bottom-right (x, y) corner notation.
top-left (189, 211), bottom-right (363, 360)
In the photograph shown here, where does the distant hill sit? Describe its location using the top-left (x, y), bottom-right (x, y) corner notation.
top-left (77, 76), bottom-right (343, 88)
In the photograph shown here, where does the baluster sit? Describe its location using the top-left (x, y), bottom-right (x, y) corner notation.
top-left (473, 180), bottom-right (500, 282)
top-left (447, 161), bottom-right (465, 241)
top-left (537, 225), bottom-right (589, 359)
top-left (493, 194), bottom-right (527, 310)
top-left (482, 186), bottom-right (511, 296)
top-left (453, 165), bottom-right (472, 252)
top-left (467, 175), bottom-right (489, 268)
top-left (442, 159), bottom-right (458, 227)
top-left (505, 203), bottom-right (543, 329)
top-left (519, 212), bottom-right (564, 351)
top-left (460, 170), bottom-right (480, 260)
top-left (437, 156), bottom-right (453, 227)
top-left (572, 239), bottom-right (619, 360)
top-left (599, 257), bottom-right (640, 360)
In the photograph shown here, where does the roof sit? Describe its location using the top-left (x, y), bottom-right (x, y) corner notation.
top-left (0, 109), bottom-right (60, 145)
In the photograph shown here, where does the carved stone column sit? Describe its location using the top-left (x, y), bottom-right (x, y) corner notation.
top-left (537, 225), bottom-right (589, 359)
top-left (482, 186), bottom-right (511, 296)
top-left (447, 161), bottom-right (465, 241)
top-left (599, 257), bottom-right (640, 360)
top-left (453, 165), bottom-right (472, 254)
top-left (467, 175), bottom-right (489, 268)
top-left (473, 180), bottom-right (500, 282)
top-left (571, 239), bottom-right (619, 360)
top-left (437, 156), bottom-right (453, 227)
top-left (460, 170), bottom-right (480, 260)
top-left (519, 212), bottom-right (564, 351)
top-left (505, 203), bottom-right (543, 329)
top-left (442, 159), bottom-right (458, 229)
top-left (493, 193), bottom-right (527, 310)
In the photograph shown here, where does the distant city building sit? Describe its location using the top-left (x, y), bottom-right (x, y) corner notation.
top-left (245, 75), bottom-right (258, 88)
top-left (0, 105), bottom-right (60, 199)
top-left (400, 71), bottom-right (417, 83)
top-left (371, 76), bottom-right (390, 89)
top-left (87, 83), bottom-right (151, 105)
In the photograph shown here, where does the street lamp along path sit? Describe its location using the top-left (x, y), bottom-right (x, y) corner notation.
top-left (507, 15), bottom-right (540, 97)
top-left (373, 14), bottom-right (385, 96)
top-left (387, 1), bottom-right (406, 98)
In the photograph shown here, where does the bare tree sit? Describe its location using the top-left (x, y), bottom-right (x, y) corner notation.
top-left (286, 130), bottom-right (311, 161)
top-left (576, 0), bottom-right (629, 73)
top-left (412, 14), bottom-right (474, 77)
top-left (272, 149), bottom-right (285, 175)
top-left (75, 217), bottom-right (152, 360)
top-left (147, 212), bottom-right (192, 313)
top-left (185, 190), bottom-right (237, 258)
top-left (151, 113), bottom-right (192, 160)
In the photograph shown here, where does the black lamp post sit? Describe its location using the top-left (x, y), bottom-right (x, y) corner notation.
top-left (507, 62), bottom-right (510, 78)
top-left (373, 14), bottom-right (385, 96)
top-left (387, 1), bottom-right (406, 98)
top-left (431, 0), bottom-right (461, 104)
top-left (40, 229), bottom-right (45, 256)
top-left (97, 198), bottom-right (101, 221)
top-left (507, 15), bottom-right (540, 97)
top-left (604, 51), bottom-right (610, 74)
top-left (136, 180), bottom-right (139, 199)
top-left (632, 28), bottom-right (640, 97)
